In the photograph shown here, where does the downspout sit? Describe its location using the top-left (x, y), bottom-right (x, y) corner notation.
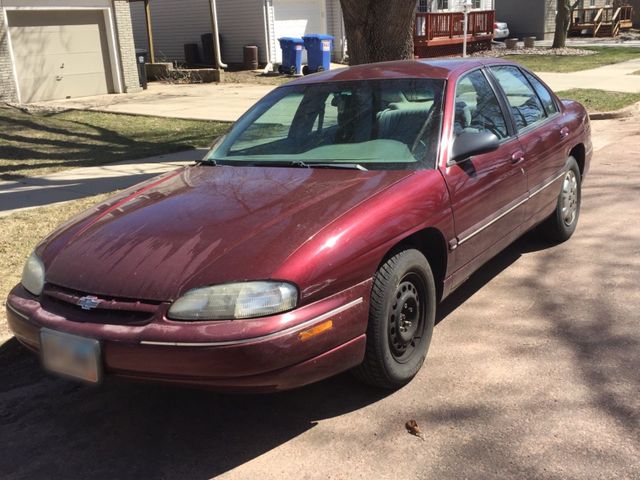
top-left (209, 0), bottom-right (227, 69)
top-left (262, 0), bottom-right (274, 73)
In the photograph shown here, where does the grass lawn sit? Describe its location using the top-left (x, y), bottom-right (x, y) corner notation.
top-left (556, 89), bottom-right (640, 112)
top-left (0, 192), bottom-right (116, 339)
top-left (0, 107), bottom-right (230, 179)
top-left (504, 47), bottom-right (640, 73)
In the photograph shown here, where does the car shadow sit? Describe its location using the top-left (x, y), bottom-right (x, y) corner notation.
top-left (0, 230), bottom-right (551, 480)
top-left (436, 228), bottom-right (550, 325)
top-left (0, 336), bottom-right (391, 480)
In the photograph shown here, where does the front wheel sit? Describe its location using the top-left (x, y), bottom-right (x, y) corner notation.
top-left (539, 156), bottom-right (581, 243)
top-left (353, 249), bottom-right (436, 389)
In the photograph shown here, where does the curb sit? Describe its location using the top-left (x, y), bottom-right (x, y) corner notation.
top-left (589, 101), bottom-right (640, 121)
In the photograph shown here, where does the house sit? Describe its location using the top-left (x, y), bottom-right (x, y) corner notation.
top-left (0, 0), bottom-right (142, 104)
top-left (128, 0), bottom-right (346, 67)
top-left (130, 0), bottom-right (500, 69)
top-left (495, 0), bottom-right (634, 40)
top-left (415, 0), bottom-right (495, 57)
top-left (418, 0), bottom-right (494, 11)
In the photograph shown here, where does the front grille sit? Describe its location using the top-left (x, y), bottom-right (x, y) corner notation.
top-left (41, 284), bottom-right (161, 326)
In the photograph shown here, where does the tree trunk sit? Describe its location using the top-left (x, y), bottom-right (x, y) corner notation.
top-left (553, 0), bottom-right (582, 48)
top-left (552, 0), bottom-right (571, 48)
top-left (340, 0), bottom-right (418, 65)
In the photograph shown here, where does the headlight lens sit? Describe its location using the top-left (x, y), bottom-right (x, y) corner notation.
top-left (167, 281), bottom-right (298, 321)
top-left (21, 252), bottom-right (45, 296)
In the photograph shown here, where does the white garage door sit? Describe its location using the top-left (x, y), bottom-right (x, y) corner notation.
top-left (8, 10), bottom-right (114, 103)
top-left (273, 0), bottom-right (327, 63)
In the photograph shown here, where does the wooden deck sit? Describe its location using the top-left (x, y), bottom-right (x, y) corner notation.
top-left (570, 5), bottom-right (634, 37)
top-left (414, 10), bottom-right (494, 58)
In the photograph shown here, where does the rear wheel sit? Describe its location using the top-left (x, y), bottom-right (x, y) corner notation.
top-left (353, 249), bottom-right (436, 389)
top-left (539, 156), bottom-right (581, 243)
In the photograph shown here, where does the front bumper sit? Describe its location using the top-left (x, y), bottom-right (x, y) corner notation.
top-left (7, 280), bottom-right (371, 392)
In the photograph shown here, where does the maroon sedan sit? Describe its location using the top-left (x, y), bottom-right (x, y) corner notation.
top-left (7, 59), bottom-right (591, 392)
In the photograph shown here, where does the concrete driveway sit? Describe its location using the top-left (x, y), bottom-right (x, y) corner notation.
top-left (1, 115), bottom-right (639, 479)
top-left (32, 82), bottom-right (276, 122)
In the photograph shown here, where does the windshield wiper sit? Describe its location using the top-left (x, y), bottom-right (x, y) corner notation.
top-left (198, 159), bottom-right (368, 171)
top-left (304, 162), bottom-right (368, 171)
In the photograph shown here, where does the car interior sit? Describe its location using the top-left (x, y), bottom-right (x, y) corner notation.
top-left (215, 80), bottom-right (446, 167)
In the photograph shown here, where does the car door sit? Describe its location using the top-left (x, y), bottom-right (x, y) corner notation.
top-left (489, 66), bottom-right (568, 220)
top-left (442, 68), bottom-right (528, 283)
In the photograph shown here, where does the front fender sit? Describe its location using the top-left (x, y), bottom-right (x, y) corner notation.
top-left (275, 170), bottom-right (455, 305)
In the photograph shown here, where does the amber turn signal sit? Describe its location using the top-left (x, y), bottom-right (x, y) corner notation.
top-left (298, 320), bottom-right (333, 342)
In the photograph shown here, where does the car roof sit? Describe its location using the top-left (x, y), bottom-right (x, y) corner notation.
top-left (287, 58), bottom-right (513, 85)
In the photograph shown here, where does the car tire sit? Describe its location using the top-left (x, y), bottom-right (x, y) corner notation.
top-left (539, 156), bottom-right (581, 243)
top-left (353, 249), bottom-right (436, 389)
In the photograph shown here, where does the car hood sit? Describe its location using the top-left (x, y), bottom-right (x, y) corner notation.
top-left (41, 165), bottom-right (411, 301)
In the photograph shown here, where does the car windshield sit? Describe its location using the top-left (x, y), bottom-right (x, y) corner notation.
top-left (207, 78), bottom-right (446, 170)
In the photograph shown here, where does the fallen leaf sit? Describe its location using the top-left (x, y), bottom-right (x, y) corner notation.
top-left (405, 419), bottom-right (426, 441)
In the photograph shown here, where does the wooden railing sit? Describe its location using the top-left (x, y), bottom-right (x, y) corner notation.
top-left (571, 5), bottom-right (634, 37)
top-left (414, 10), bottom-right (495, 43)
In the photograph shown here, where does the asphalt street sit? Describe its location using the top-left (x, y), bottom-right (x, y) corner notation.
top-left (0, 114), bottom-right (638, 479)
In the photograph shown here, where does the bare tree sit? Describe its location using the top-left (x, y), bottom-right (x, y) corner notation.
top-left (553, 0), bottom-right (581, 49)
top-left (340, 0), bottom-right (419, 65)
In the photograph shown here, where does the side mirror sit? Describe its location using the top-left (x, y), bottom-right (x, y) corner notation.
top-left (450, 131), bottom-right (500, 164)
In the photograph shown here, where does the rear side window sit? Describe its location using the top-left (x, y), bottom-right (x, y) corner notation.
top-left (454, 70), bottom-right (509, 140)
top-left (522, 71), bottom-right (559, 116)
top-left (491, 66), bottom-right (546, 130)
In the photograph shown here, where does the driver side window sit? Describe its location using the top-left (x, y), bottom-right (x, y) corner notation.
top-left (455, 70), bottom-right (509, 140)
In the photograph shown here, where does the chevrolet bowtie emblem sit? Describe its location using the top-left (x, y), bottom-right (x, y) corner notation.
top-left (77, 295), bottom-right (102, 311)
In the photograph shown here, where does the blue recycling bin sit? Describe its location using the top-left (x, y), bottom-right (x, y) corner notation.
top-left (277, 37), bottom-right (304, 75)
top-left (302, 34), bottom-right (333, 75)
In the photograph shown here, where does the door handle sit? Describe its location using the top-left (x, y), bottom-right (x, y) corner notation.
top-left (560, 127), bottom-right (570, 139)
top-left (511, 150), bottom-right (525, 163)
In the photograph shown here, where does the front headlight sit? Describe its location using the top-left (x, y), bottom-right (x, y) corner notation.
top-left (167, 281), bottom-right (298, 321)
top-left (21, 252), bottom-right (45, 296)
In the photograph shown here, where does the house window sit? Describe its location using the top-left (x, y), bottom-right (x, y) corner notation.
top-left (437, 0), bottom-right (448, 10)
top-left (418, 0), bottom-right (429, 13)
top-left (473, 0), bottom-right (482, 8)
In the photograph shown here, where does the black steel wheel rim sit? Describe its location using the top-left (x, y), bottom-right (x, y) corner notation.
top-left (388, 272), bottom-right (427, 363)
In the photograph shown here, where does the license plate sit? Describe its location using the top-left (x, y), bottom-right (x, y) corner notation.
top-left (40, 329), bottom-right (101, 383)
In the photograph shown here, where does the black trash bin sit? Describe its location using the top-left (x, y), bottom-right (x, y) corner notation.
top-left (135, 48), bottom-right (149, 90)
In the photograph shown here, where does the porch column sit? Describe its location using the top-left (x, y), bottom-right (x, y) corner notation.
top-left (144, 0), bottom-right (155, 63)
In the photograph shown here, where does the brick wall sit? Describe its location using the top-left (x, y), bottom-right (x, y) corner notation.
top-left (0, 8), bottom-right (18, 103)
top-left (112, 0), bottom-right (142, 93)
top-left (544, 0), bottom-right (557, 39)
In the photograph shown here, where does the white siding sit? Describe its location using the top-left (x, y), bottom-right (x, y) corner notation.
top-left (326, 0), bottom-right (344, 61)
top-left (130, 0), bottom-right (213, 63)
top-left (130, 0), bottom-right (267, 64)
top-left (218, 0), bottom-right (268, 64)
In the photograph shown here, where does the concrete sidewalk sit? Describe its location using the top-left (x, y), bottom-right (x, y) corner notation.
top-left (33, 82), bottom-right (276, 122)
top-left (0, 148), bottom-right (207, 217)
top-left (537, 57), bottom-right (640, 93)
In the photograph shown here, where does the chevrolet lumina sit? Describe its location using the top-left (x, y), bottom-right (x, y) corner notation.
top-left (7, 59), bottom-right (591, 391)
